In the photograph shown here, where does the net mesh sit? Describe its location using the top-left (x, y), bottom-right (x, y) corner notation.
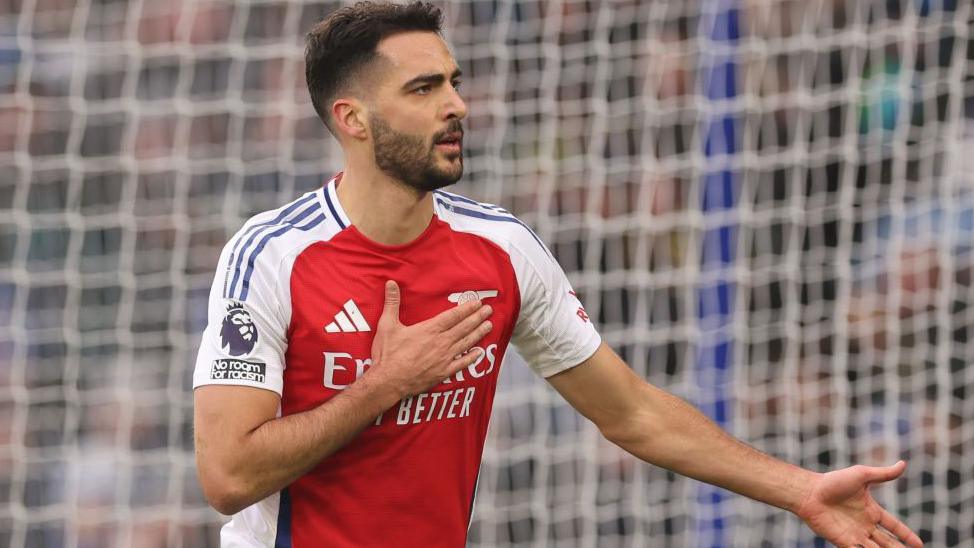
top-left (2, 0), bottom-right (973, 546)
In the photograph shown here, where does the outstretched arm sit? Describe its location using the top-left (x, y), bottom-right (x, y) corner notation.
top-left (547, 342), bottom-right (922, 548)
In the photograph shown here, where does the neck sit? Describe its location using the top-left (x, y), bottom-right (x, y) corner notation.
top-left (335, 163), bottom-right (435, 246)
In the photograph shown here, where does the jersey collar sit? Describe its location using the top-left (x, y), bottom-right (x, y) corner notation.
top-left (323, 174), bottom-right (352, 229)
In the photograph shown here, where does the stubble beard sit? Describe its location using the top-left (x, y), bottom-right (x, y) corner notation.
top-left (369, 115), bottom-right (464, 193)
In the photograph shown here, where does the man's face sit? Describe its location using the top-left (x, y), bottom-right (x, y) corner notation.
top-left (366, 32), bottom-right (467, 191)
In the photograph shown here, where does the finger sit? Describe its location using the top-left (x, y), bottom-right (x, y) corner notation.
top-left (878, 507), bottom-right (923, 548)
top-left (380, 280), bottom-right (401, 324)
top-left (426, 299), bottom-right (483, 331)
top-left (448, 320), bottom-right (493, 357)
top-left (445, 346), bottom-right (485, 375)
top-left (444, 304), bottom-right (492, 345)
top-left (863, 460), bottom-right (907, 485)
top-left (860, 538), bottom-right (882, 548)
top-left (869, 527), bottom-right (904, 548)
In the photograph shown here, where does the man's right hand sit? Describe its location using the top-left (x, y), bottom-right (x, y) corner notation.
top-left (195, 279), bottom-right (492, 514)
top-left (366, 280), bottom-right (493, 401)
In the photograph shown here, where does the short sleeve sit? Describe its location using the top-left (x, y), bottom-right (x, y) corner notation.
top-left (193, 234), bottom-right (288, 395)
top-left (510, 243), bottom-right (601, 378)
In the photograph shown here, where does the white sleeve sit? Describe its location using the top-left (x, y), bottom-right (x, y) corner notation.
top-left (510, 242), bottom-right (601, 378)
top-left (192, 233), bottom-right (288, 395)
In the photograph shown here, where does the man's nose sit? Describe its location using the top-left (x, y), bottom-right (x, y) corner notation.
top-left (444, 88), bottom-right (467, 120)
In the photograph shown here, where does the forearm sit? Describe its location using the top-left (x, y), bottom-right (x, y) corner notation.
top-left (606, 383), bottom-right (818, 513)
top-left (197, 378), bottom-right (399, 514)
top-left (553, 345), bottom-right (921, 547)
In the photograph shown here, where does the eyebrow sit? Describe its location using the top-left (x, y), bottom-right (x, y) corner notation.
top-left (400, 69), bottom-right (463, 91)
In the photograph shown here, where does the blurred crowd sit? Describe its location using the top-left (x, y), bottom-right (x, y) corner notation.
top-left (1, 0), bottom-right (972, 546)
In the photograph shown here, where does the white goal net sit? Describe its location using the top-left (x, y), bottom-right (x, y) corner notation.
top-left (2, 0), bottom-right (972, 546)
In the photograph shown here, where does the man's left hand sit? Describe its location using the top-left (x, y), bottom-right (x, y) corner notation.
top-left (795, 460), bottom-right (923, 548)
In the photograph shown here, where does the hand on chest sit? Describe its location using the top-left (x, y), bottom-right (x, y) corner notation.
top-left (285, 228), bottom-right (521, 398)
top-left (303, 277), bottom-right (513, 395)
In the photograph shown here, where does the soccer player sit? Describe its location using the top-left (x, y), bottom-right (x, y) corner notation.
top-left (192, 2), bottom-right (923, 547)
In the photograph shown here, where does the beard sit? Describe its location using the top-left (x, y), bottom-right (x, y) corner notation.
top-left (369, 114), bottom-right (464, 192)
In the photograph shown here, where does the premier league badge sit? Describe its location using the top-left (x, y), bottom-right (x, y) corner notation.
top-left (220, 301), bottom-right (259, 357)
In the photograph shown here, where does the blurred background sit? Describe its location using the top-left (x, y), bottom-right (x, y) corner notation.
top-left (2, 0), bottom-right (973, 546)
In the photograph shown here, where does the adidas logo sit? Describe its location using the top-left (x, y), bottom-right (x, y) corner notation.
top-left (324, 300), bottom-right (371, 333)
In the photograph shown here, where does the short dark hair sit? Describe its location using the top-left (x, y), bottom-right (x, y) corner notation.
top-left (305, 1), bottom-right (444, 132)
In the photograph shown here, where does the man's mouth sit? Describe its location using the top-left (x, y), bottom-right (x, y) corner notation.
top-left (435, 132), bottom-right (463, 152)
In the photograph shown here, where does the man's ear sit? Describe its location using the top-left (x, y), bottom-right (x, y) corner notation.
top-left (332, 98), bottom-right (368, 141)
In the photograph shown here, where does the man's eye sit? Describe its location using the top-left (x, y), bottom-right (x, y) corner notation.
top-left (452, 81), bottom-right (463, 91)
top-left (414, 85), bottom-right (432, 95)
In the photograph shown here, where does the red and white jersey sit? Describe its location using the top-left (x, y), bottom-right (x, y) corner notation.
top-left (193, 176), bottom-right (601, 547)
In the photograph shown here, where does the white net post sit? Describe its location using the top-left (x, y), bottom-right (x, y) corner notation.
top-left (1, 0), bottom-right (973, 547)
